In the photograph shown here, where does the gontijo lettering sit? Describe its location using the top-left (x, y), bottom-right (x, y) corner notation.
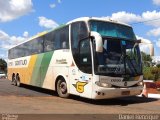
top-left (15, 59), bottom-right (27, 66)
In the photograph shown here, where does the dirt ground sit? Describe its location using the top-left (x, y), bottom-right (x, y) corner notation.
top-left (0, 79), bottom-right (160, 120)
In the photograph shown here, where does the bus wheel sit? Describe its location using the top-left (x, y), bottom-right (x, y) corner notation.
top-left (57, 78), bottom-right (69, 98)
top-left (12, 76), bottom-right (17, 86)
top-left (16, 75), bottom-right (21, 87)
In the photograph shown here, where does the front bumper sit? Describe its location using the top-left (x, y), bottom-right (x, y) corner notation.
top-left (92, 86), bottom-right (143, 99)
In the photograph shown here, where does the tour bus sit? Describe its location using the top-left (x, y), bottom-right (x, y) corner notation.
top-left (8, 17), bottom-right (153, 99)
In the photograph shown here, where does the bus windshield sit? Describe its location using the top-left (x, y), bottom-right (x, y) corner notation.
top-left (94, 38), bottom-right (142, 77)
top-left (89, 20), bottom-right (136, 40)
top-left (89, 20), bottom-right (142, 77)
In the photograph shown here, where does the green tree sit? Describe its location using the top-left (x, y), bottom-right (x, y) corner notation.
top-left (141, 52), bottom-right (152, 67)
top-left (157, 64), bottom-right (160, 68)
top-left (151, 67), bottom-right (160, 81)
top-left (0, 59), bottom-right (7, 73)
top-left (143, 67), bottom-right (154, 80)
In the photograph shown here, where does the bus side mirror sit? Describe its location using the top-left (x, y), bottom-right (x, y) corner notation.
top-left (137, 39), bottom-right (154, 56)
top-left (136, 39), bottom-right (141, 44)
top-left (90, 31), bottom-right (103, 52)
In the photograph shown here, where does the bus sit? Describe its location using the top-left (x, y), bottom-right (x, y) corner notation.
top-left (8, 17), bottom-right (151, 99)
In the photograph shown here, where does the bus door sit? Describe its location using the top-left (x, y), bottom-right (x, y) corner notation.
top-left (69, 39), bottom-right (93, 98)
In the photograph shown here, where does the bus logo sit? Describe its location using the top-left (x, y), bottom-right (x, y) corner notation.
top-left (73, 81), bottom-right (87, 93)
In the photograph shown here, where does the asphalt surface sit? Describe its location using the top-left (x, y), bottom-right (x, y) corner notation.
top-left (0, 79), bottom-right (160, 120)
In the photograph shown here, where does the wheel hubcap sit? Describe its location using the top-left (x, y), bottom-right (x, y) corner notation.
top-left (60, 82), bottom-right (67, 94)
top-left (13, 79), bottom-right (16, 85)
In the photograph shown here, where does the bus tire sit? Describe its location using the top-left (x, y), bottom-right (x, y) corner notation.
top-left (12, 75), bottom-right (17, 86)
top-left (56, 78), bottom-right (69, 98)
top-left (16, 75), bottom-right (21, 87)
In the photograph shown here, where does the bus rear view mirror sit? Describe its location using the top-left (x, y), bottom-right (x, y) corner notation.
top-left (136, 39), bottom-right (141, 43)
top-left (137, 39), bottom-right (154, 56)
top-left (90, 31), bottom-right (103, 53)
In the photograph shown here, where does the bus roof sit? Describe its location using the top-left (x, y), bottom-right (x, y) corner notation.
top-left (66, 17), bottom-right (131, 27)
top-left (9, 17), bottom-right (131, 50)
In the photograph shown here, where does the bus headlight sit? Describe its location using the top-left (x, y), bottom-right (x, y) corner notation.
top-left (101, 83), bottom-right (112, 88)
top-left (95, 81), bottom-right (112, 88)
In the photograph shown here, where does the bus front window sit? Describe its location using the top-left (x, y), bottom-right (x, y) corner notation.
top-left (89, 20), bottom-right (142, 78)
top-left (94, 38), bottom-right (142, 77)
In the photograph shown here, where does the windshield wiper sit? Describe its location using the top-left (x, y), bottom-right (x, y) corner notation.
top-left (114, 54), bottom-right (124, 74)
top-left (114, 54), bottom-right (138, 76)
top-left (125, 55), bottom-right (138, 75)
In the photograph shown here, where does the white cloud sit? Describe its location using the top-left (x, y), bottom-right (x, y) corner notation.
top-left (142, 10), bottom-right (160, 27)
top-left (104, 10), bottom-right (160, 27)
top-left (50, 0), bottom-right (61, 9)
top-left (38, 16), bottom-right (59, 29)
top-left (0, 30), bottom-right (27, 49)
top-left (0, 31), bottom-right (9, 40)
top-left (147, 28), bottom-right (160, 37)
top-left (50, 3), bottom-right (56, 8)
top-left (58, 0), bottom-right (62, 3)
top-left (103, 11), bottom-right (142, 24)
top-left (0, 0), bottom-right (33, 22)
top-left (0, 30), bottom-right (28, 59)
top-left (23, 31), bottom-right (29, 38)
top-left (153, 0), bottom-right (160, 6)
top-left (156, 39), bottom-right (160, 47)
top-left (10, 36), bottom-right (26, 44)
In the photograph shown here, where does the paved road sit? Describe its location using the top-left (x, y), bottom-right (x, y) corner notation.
top-left (0, 79), bottom-right (160, 119)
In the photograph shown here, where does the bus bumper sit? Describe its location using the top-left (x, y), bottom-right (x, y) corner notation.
top-left (92, 86), bottom-right (143, 99)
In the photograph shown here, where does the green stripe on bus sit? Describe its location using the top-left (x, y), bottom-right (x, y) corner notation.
top-left (39, 51), bottom-right (53, 87)
top-left (30, 54), bottom-right (44, 86)
top-left (30, 51), bottom-right (53, 87)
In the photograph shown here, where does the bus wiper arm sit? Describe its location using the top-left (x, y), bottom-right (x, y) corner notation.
top-left (125, 55), bottom-right (138, 75)
top-left (114, 54), bottom-right (124, 74)
top-left (114, 54), bottom-right (138, 75)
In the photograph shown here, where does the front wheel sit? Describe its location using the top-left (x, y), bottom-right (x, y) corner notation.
top-left (56, 78), bottom-right (69, 98)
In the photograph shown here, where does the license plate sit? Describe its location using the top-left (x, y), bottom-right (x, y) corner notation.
top-left (122, 91), bottom-right (130, 95)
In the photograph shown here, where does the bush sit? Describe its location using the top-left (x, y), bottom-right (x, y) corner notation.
top-left (143, 67), bottom-right (160, 81)
top-left (151, 67), bottom-right (160, 81)
top-left (157, 64), bottom-right (160, 68)
top-left (156, 81), bottom-right (160, 88)
top-left (143, 67), bottom-right (154, 80)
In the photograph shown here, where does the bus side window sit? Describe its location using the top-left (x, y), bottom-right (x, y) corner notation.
top-left (62, 40), bottom-right (67, 49)
top-left (71, 22), bottom-right (88, 51)
top-left (30, 37), bottom-right (43, 54)
top-left (71, 22), bottom-right (88, 50)
top-left (60, 26), bottom-right (69, 49)
top-left (44, 32), bottom-right (55, 52)
top-left (60, 33), bottom-right (67, 49)
top-left (71, 21), bottom-right (91, 73)
top-left (54, 31), bottom-right (60, 49)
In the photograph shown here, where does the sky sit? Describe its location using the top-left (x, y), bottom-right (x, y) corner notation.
top-left (0, 0), bottom-right (160, 60)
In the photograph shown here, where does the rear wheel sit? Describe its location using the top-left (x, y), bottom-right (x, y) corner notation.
top-left (56, 78), bottom-right (69, 98)
top-left (12, 75), bottom-right (16, 86)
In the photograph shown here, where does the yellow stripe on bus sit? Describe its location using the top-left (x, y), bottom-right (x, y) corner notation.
top-left (7, 55), bottom-right (38, 84)
top-left (25, 55), bottom-right (37, 84)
